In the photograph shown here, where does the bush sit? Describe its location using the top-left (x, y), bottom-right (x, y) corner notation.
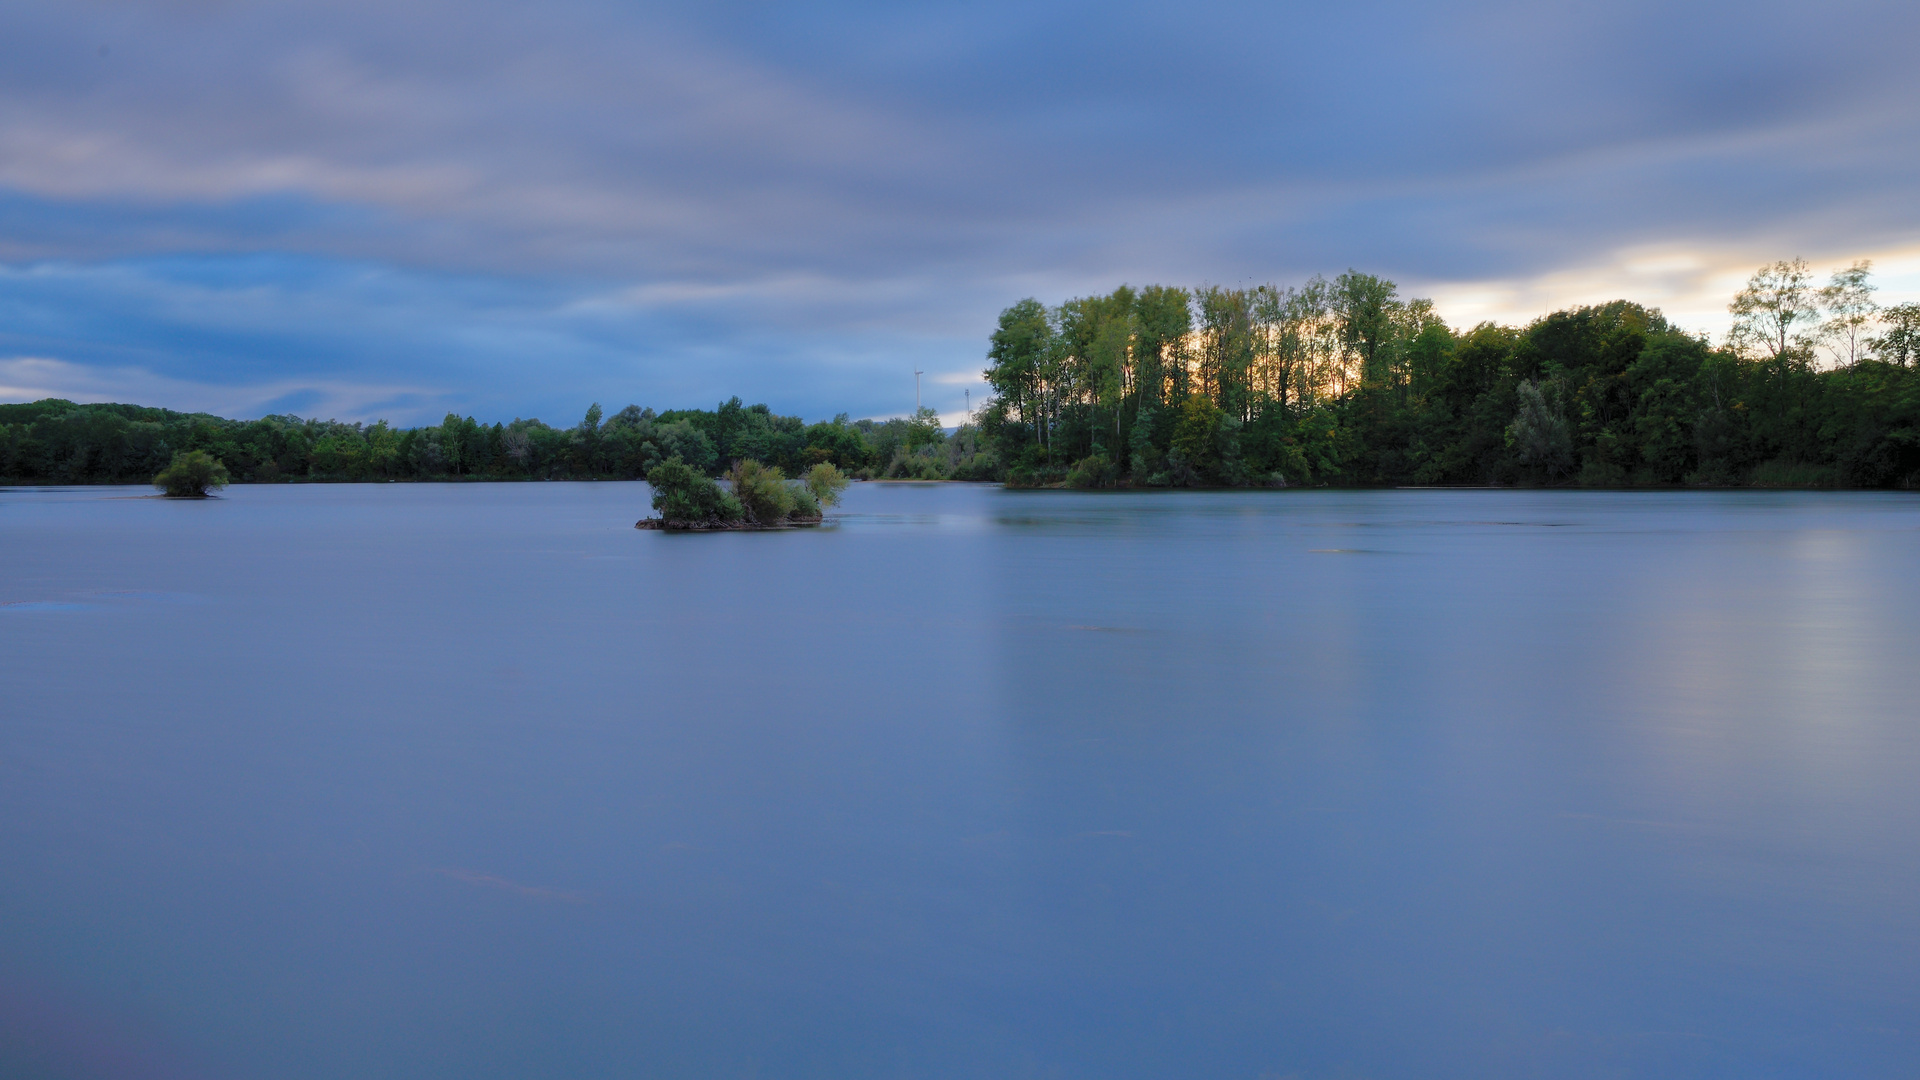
top-left (883, 447), bottom-right (943, 479)
top-left (804, 462), bottom-right (850, 506)
top-left (1170, 394), bottom-right (1222, 479)
top-left (153, 450), bottom-right (230, 497)
top-left (1507, 379), bottom-right (1574, 481)
top-left (948, 447), bottom-right (1002, 481)
top-left (1165, 448), bottom-right (1200, 488)
top-left (1748, 458), bottom-right (1840, 488)
top-left (1066, 453), bottom-right (1118, 489)
top-left (1004, 461), bottom-right (1068, 488)
top-left (789, 484), bottom-right (822, 521)
top-left (726, 458), bottom-right (796, 524)
top-left (648, 455), bottom-right (743, 524)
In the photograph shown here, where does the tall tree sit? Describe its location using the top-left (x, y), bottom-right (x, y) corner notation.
top-left (1819, 260), bottom-right (1877, 367)
top-left (1194, 286), bottom-right (1255, 418)
top-left (1133, 285), bottom-right (1191, 412)
top-left (1334, 271), bottom-right (1402, 389)
top-left (1287, 276), bottom-right (1342, 404)
top-left (984, 298), bottom-right (1054, 449)
top-left (1728, 259), bottom-right (1819, 364)
top-left (1088, 287), bottom-right (1135, 456)
top-left (1871, 302), bottom-right (1920, 367)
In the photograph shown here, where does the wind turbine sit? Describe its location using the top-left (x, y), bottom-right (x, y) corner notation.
top-left (914, 368), bottom-right (923, 413)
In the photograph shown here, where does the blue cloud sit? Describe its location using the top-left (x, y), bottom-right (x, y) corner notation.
top-left (0, 254), bottom-right (983, 424)
top-left (1, 0), bottom-right (1917, 422)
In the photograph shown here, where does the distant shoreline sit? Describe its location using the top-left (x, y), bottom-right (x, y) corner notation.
top-left (8, 478), bottom-right (1905, 494)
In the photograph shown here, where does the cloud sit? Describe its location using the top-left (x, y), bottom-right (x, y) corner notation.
top-left (0, 355), bottom-right (439, 422)
top-left (1420, 242), bottom-right (1920, 344)
top-left (0, 255), bottom-right (980, 424)
top-left (6, 0), bottom-right (1916, 281)
top-left (1, 0), bottom-right (1918, 421)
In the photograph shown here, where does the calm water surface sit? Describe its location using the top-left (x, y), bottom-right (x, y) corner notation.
top-left (3, 483), bottom-right (1918, 1079)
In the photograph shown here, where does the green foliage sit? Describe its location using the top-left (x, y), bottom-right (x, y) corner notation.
top-left (1334, 270), bottom-right (1400, 387)
top-left (1626, 333), bottom-right (1710, 483)
top-left (788, 484), bottom-right (822, 520)
top-left (1127, 405), bottom-right (1162, 479)
top-left (153, 449), bottom-right (230, 497)
top-left (652, 421), bottom-right (718, 474)
top-left (1872, 303), bottom-right (1920, 367)
top-left (904, 406), bottom-right (945, 451)
top-left (1135, 286), bottom-right (1192, 408)
top-left (726, 458), bottom-right (797, 524)
top-left (12, 261), bottom-right (1920, 494)
top-left (884, 449), bottom-right (944, 479)
top-left (1819, 261), bottom-right (1877, 367)
top-left (1749, 459), bottom-right (1840, 488)
top-left (0, 396), bottom-right (833, 486)
top-left (1169, 394), bottom-right (1223, 484)
top-left (966, 260), bottom-right (1920, 490)
top-left (946, 433), bottom-right (1001, 481)
top-left (0, 395), bottom-right (930, 489)
top-left (1728, 259), bottom-right (1819, 363)
top-left (802, 415), bottom-right (872, 472)
top-left (985, 298), bottom-right (1054, 450)
top-left (1507, 380), bottom-right (1574, 482)
top-left (647, 456), bottom-right (742, 525)
top-left (1065, 453), bottom-right (1118, 489)
top-left (804, 462), bottom-right (850, 506)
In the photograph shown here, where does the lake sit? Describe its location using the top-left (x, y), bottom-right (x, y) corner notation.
top-left (3, 482), bottom-right (1918, 1079)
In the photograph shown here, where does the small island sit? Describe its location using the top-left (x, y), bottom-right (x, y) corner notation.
top-left (154, 450), bottom-right (230, 498)
top-left (637, 458), bottom-right (848, 530)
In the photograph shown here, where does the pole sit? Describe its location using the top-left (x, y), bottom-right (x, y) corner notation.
top-left (914, 369), bottom-right (923, 412)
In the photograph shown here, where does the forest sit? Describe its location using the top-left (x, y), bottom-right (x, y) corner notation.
top-left (0, 395), bottom-right (973, 486)
top-left (3, 259), bottom-right (1916, 489)
top-left (979, 260), bottom-right (1920, 489)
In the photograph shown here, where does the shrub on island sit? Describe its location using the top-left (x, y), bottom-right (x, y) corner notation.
top-left (728, 458), bottom-right (801, 524)
top-left (153, 450), bottom-right (230, 497)
top-left (642, 456), bottom-right (742, 527)
top-left (804, 461), bottom-right (850, 506)
top-left (639, 458), bottom-right (849, 530)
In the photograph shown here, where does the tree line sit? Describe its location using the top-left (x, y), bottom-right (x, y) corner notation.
top-left (977, 261), bottom-right (1920, 488)
top-left (0, 395), bottom-right (986, 485)
top-left (4, 258), bottom-right (1916, 489)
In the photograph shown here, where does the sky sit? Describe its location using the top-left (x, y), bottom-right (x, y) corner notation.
top-left (2, 0), bottom-right (1918, 427)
